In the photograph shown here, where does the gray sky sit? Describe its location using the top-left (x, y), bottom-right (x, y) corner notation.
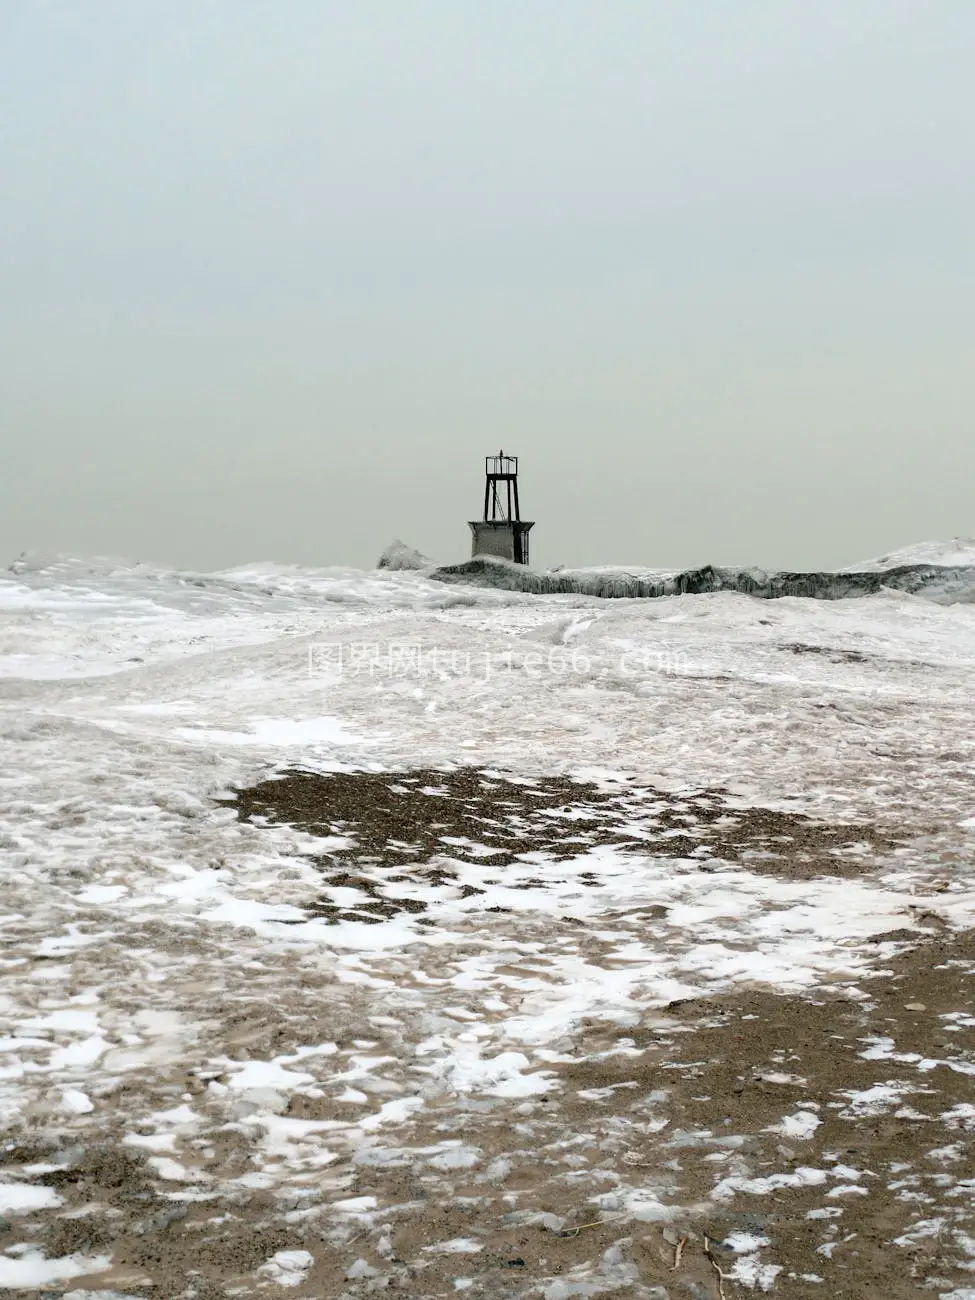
top-left (3, 1), bottom-right (973, 573)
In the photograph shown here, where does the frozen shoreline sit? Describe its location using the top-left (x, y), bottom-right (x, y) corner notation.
top-left (431, 555), bottom-right (975, 602)
top-left (376, 534), bottom-right (975, 603)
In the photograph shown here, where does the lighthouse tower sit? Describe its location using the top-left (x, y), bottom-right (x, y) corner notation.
top-left (468, 451), bottom-right (534, 565)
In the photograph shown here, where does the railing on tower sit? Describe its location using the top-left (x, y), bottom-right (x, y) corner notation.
top-left (483, 453), bottom-right (521, 522)
top-left (485, 455), bottom-right (518, 479)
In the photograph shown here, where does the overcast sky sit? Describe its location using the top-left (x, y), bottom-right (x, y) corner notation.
top-left (2, 1), bottom-right (973, 572)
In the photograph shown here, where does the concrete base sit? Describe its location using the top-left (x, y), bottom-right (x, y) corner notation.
top-left (469, 520), bottom-right (534, 565)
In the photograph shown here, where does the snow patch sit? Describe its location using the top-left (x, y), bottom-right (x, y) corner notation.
top-left (0, 1183), bottom-right (63, 1214)
top-left (258, 1249), bottom-right (314, 1287)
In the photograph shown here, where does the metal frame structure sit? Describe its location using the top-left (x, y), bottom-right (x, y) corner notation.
top-left (483, 455), bottom-right (521, 523)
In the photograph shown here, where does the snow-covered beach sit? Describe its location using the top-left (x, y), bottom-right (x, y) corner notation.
top-left (1, 547), bottom-right (974, 1297)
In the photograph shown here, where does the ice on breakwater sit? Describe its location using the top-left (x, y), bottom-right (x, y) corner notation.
top-left (428, 555), bottom-right (975, 603)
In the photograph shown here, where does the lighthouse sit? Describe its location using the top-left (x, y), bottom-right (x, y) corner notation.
top-left (468, 451), bottom-right (534, 565)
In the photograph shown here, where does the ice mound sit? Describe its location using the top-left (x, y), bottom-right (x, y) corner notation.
top-left (376, 539), bottom-right (433, 571)
top-left (841, 537), bottom-right (975, 572)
